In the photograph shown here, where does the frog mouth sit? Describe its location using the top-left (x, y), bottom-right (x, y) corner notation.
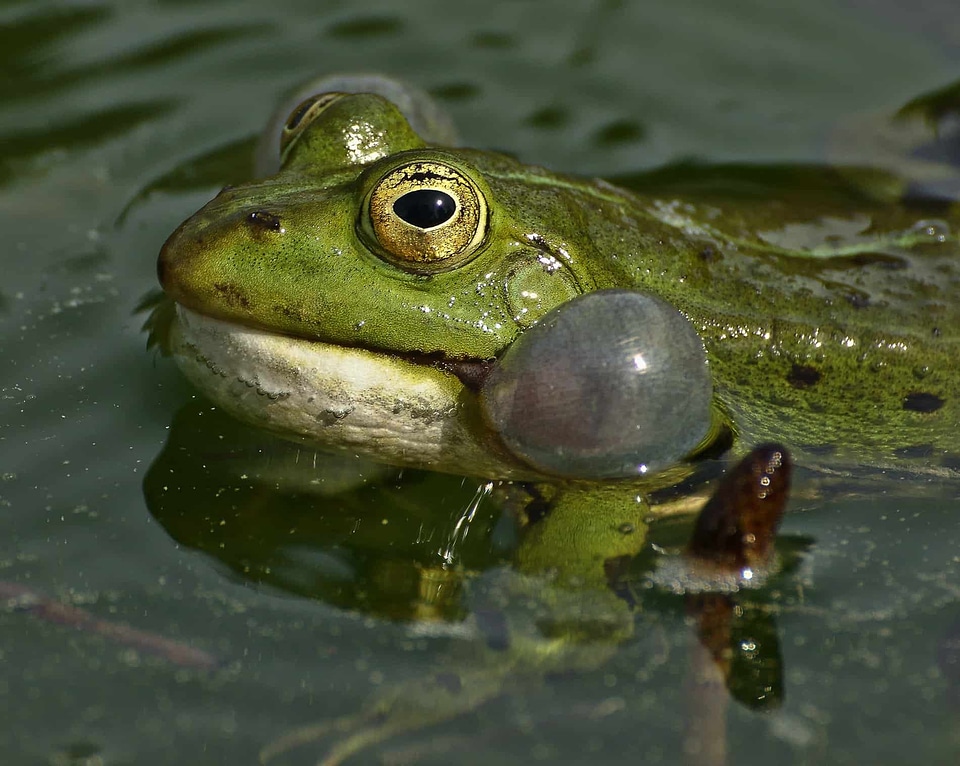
top-left (166, 305), bottom-right (536, 479)
top-left (171, 303), bottom-right (475, 400)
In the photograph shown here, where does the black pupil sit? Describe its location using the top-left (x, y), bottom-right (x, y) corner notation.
top-left (393, 190), bottom-right (456, 229)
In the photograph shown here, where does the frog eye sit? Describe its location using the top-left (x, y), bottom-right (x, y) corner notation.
top-left (279, 92), bottom-right (345, 162)
top-left (365, 160), bottom-right (488, 272)
top-left (479, 289), bottom-right (714, 479)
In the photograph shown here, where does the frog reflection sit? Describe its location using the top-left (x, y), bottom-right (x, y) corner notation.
top-left (144, 394), bottom-right (805, 764)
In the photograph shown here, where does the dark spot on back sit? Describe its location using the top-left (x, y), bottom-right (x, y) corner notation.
top-left (941, 454), bottom-right (960, 471)
top-left (893, 443), bottom-right (935, 459)
top-left (698, 245), bottom-right (720, 262)
top-left (843, 291), bottom-right (870, 309)
top-left (276, 304), bottom-right (304, 322)
top-left (787, 364), bottom-right (821, 389)
top-left (903, 392), bottom-right (945, 413)
top-left (247, 210), bottom-right (282, 231)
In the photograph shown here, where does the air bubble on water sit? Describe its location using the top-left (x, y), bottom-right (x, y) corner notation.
top-left (910, 219), bottom-right (950, 243)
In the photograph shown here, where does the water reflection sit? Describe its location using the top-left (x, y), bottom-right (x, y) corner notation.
top-left (144, 401), bottom-right (508, 621)
top-left (143, 402), bottom-right (809, 764)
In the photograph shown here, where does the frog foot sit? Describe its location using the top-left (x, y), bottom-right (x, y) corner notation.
top-left (681, 444), bottom-right (791, 762)
top-left (684, 443), bottom-right (791, 719)
top-left (687, 442), bottom-right (790, 576)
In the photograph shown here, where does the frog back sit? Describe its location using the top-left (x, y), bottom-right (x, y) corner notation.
top-left (570, 176), bottom-right (960, 475)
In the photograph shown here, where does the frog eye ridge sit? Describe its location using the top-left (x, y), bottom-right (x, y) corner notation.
top-left (365, 160), bottom-right (488, 273)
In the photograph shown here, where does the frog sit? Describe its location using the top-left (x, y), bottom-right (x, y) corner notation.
top-left (159, 75), bottom-right (960, 487)
top-left (155, 74), bottom-right (960, 764)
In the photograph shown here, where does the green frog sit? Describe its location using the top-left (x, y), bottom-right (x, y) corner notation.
top-left (159, 76), bottom-right (960, 486)
top-left (156, 75), bottom-right (959, 764)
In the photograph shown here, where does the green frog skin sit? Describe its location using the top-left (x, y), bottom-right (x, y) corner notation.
top-left (159, 76), bottom-right (960, 485)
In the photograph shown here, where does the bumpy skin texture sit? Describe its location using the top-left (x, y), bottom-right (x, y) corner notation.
top-left (159, 85), bottom-right (960, 480)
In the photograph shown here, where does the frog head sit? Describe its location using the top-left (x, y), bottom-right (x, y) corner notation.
top-left (160, 91), bottom-right (590, 361)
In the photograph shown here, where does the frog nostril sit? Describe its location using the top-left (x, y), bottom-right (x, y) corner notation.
top-left (246, 210), bottom-right (283, 232)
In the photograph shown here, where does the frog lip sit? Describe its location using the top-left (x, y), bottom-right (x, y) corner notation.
top-left (172, 302), bottom-right (497, 392)
top-left (167, 304), bottom-right (541, 481)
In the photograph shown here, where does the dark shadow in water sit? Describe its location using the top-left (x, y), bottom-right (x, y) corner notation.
top-left (0, 101), bottom-right (176, 185)
top-left (143, 400), bottom-right (509, 622)
top-left (0, 7), bottom-right (267, 104)
top-left (116, 136), bottom-right (257, 225)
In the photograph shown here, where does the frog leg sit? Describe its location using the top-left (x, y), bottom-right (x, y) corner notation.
top-left (514, 481), bottom-right (650, 588)
top-left (681, 444), bottom-right (791, 765)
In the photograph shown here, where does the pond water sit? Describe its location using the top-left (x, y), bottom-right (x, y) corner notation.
top-left (2, 1), bottom-right (960, 764)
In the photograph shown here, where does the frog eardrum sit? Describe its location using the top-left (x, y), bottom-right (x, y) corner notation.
top-left (363, 160), bottom-right (488, 272)
top-left (480, 289), bottom-right (714, 479)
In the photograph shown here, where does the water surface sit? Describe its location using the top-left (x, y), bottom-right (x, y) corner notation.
top-left (2, 1), bottom-right (960, 763)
